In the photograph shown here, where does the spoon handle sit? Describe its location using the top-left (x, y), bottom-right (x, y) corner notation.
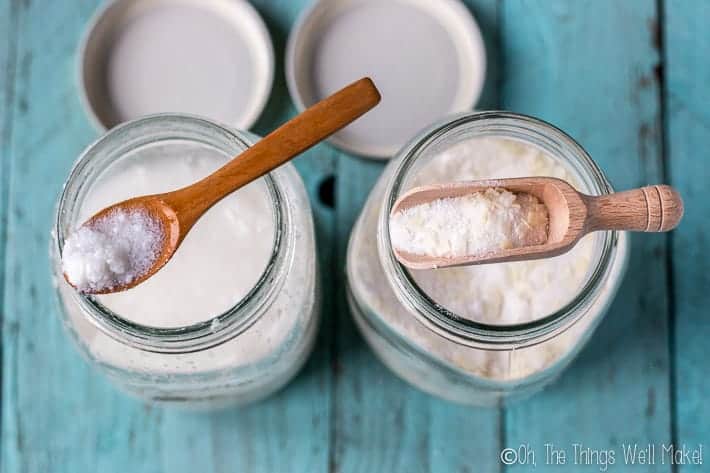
top-left (166, 78), bottom-right (381, 223)
top-left (584, 184), bottom-right (684, 232)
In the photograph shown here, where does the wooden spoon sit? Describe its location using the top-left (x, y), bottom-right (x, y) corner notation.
top-left (65, 77), bottom-right (381, 294)
top-left (391, 177), bottom-right (683, 269)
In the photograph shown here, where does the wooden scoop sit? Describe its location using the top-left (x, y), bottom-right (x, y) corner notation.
top-left (391, 177), bottom-right (683, 269)
top-left (65, 77), bottom-right (381, 294)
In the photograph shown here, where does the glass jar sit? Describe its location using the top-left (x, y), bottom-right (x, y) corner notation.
top-left (50, 115), bottom-right (320, 408)
top-left (346, 112), bottom-right (629, 406)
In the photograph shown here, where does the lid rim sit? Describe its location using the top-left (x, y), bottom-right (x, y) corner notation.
top-left (285, 0), bottom-right (487, 159)
top-left (77, 0), bottom-right (275, 132)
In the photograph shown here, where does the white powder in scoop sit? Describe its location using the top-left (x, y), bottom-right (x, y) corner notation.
top-left (389, 189), bottom-right (548, 257)
top-left (400, 140), bottom-right (591, 324)
top-left (61, 209), bottom-right (163, 293)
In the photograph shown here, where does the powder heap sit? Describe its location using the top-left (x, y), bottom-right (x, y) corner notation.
top-left (62, 208), bottom-right (164, 293)
top-left (389, 188), bottom-right (549, 258)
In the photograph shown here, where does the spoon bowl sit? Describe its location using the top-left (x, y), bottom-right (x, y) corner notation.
top-left (63, 196), bottom-right (180, 294)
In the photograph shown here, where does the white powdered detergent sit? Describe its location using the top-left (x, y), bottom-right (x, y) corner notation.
top-left (390, 189), bottom-right (548, 257)
top-left (62, 208), bottom-right (164, 293)
top-left (348, 137), bottom-right (626, 382)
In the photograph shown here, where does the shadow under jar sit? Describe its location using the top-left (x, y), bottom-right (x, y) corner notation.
top-left (51, 115), bottom-right (320, 408)
top-left (346, 112), bottom-right (629, 406)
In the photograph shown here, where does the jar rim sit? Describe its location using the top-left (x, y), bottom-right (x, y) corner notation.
top-left (378, 111), bottom-right (619, 348)
top-left (53, 114), bottom-right (289, 353)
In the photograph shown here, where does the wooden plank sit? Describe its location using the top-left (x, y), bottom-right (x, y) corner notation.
top-left (1, 1), bottom-right (333, 472)
top-left (331, 2), bottom-right (503, 472)
top-left (1, 2), bottom-right (121, 470)
top-left (664, 1), bottom-right (710, 470)
top-left (501, 1), bottom-right (673, 471)
top-left (0, 0), bottom-right (17, 349)
top-left (0, 0), bottom-right (15, 465)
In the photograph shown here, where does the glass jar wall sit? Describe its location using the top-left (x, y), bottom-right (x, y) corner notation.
top-left (346, 112), bottom-right (629, 406)
top-left (51, 115), bottom-right (320, 408)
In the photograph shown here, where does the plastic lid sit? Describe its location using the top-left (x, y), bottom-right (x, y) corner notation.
top-left (286, 0), bottom-right (486, 159)
top-left (79, 0), bottom-right (274, 130)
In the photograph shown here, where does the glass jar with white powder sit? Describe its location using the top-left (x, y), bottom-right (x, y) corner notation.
top-left (346, 112), bottom-right (629, 405)
top-left (51, 115), bottom-right (320, 408)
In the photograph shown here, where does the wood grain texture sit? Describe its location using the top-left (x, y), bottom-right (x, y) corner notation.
top-left (0, 0), bottom-right (16, 379)
top-left (500, 1), bottom-right (673, 471)
top-left (1, 0), bottom-right (333, 472)
top-left (1, 1), bottom-right (130, 470)
top-left (664, 1), bottom-right (710, 470)
top-left (0, 0), bottom-right (14, 466)
top-left (585, 185), bottom-right (683, 232)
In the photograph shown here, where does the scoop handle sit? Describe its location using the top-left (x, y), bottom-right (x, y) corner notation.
top-left (584, 185), bottom-right (684, 232)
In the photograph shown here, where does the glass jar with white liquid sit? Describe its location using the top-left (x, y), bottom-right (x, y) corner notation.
top-left (346, 112), bottom-right (629, 406)
top-left (51, 115), bottom-right (320, 408)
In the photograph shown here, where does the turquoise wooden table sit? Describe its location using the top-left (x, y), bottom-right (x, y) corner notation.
top-left (1, 0), bottom-right (707, 471)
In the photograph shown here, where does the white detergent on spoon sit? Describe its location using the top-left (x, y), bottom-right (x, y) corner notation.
top-left (69, 143), bottom-right (275, 328)
top-left (62, 209), bottom-right (163, 292)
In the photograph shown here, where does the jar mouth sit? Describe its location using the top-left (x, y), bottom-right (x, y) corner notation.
top-left (53, 114), bottom-right (289, 353)
top-left (379, 111), bottom-right (618, 348)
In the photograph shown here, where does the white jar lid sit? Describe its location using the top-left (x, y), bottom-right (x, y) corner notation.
top-left (286, 0), bottom-right (486, 159)
top-left (79, 0), bottom-right (274, 131)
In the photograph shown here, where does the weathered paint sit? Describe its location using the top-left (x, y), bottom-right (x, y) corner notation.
top-left (665, 1), bottom-right (710, 472)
